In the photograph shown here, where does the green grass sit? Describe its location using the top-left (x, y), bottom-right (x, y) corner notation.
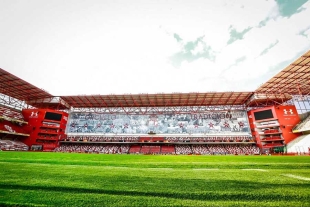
top-left (0, 152), bottom-right (310, 206)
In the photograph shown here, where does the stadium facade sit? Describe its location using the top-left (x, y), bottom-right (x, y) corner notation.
top-left (1, 50), bottom-right (310, 155)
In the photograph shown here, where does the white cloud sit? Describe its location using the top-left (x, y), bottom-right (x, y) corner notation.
top-left (217, 1), bottom-right (310, 89)
top-left (0, 0), bottom-right (309, 96)
top-left (191, 42), bottom-right (204, 56)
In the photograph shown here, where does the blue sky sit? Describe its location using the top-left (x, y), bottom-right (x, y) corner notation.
top-left (0, 0), bottom-right (309, 96)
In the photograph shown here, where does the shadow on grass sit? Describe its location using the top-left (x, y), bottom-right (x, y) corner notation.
top-left (0, 181), bottom-right (309, 202)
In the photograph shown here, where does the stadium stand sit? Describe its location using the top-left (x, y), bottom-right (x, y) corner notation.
top-left (161, 145), bottom-right (175, 154)
top-left (192, 145), bottom-right (209, 154)
top-left (54, 142), bottom-right (261, 155)
top-left (1, 51), bottom-right (310, 154)
top-left (140, 146), bottom-right (150, 154)
top-left (292, 113), bottom-right (310, 133)
top-left (287, 134), bottom-right (310, 154)
top-left (136, 145), bottom-right (162, 154)
top-left (129, 145), bottom-right (141, 154)
top-left (54, 144), bottom-right (130, 154)
top-left (149, 146), bottom-right (161, 154)
top-left (0, 139), bottom-right (29, 151)
top-left (175, 145), bottom-right (193, 155)
top-left (65, 136), bottom-right (139, 142)
top-left (208, 145), bottom-right (226, 155)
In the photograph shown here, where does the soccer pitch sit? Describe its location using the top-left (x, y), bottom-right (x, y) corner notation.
top-left (0, 152), bottom-right (309, 207)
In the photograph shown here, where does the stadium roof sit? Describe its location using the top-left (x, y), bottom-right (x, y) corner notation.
top-left (0, 50), bottom-right (309, 110)
top-left (256, 50), bottom-right (310, 95)
top-left (60, 92), bottom-right (254, 108)
top-left (0, 68), bottom-right (53, 101)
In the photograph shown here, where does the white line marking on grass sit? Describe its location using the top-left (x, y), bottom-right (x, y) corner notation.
top-left (192, 168), bottom-right (219, 171)
top-left (281, 174), bottom-right (310, 181)
top-left (103, 166), bottom-right (129, 169)
top-left (145, 168), bottom-right (174, 170)
top-left (241, 169), bottom-right (268, 172)
top-left (103, 166), bottom-right (175, 171)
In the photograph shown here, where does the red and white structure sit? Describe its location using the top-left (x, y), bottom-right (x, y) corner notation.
top-left (1, 50), bottom-right (310, 154)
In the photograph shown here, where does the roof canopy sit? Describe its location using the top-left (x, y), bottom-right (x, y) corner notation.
top-left (256, 50), bottom-right (310, 95)
top-left (0, 69), bottom-right (52, 101)
top-left (60, 92), bottom-right (254, 108)
top-left (0, 50), bottom-right (309, 110)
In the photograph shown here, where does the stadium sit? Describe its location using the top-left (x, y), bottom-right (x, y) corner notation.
top-left (0, 50), bottom-right (310, 206)
top-left (1, 51), bottom-right (310, 155)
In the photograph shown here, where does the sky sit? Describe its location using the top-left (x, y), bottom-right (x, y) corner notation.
top-left (0, 0), bottom-right (310, 96)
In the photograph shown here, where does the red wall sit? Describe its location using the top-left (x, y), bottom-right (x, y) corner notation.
top-left (248, 105), bottom-right (301, 148)
top-left (247, 110), bottom-right (259, 145)
top-left (22, 109), bottom-right (68, 151)
top-left (273, 105), bottom-right (301, 144)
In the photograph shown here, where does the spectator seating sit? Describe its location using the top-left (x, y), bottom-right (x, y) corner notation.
top-left (119, 145), bottom-right (130, 153)
top-left (292, 113), bottom-right (310, 132)
top-left (165, 136), bottom-right (253, 143)
top-left (192, 145), bottom-right (210, 154)
top-left (54, 144), bottom-right (130, 154)
top-left (64, 136), bottom-right (254, 143)
top-left (264, 129), bottom-right (280, 134)
top-left (129, 145), bottom-right (141, 154)
top-left (54, 143), bottom-right (260, 155)
top-left (261, 136), bottom-right (282, 141)
top-left (262, 143), bottom-right (284, 148)
top-left (175, 145), bottom-right (192, 154)
top-left (0, 139), bottom-right (29, 151)
top-left (208, 145), bottom-right (226, 155)
top-left (161, 145), bottom-right (175, 154)
top-left (140, 146), bottom-right (150, 154)
top-left (65, 136), bottom-right (139, 142)
top-left (150, 146), bottom-right (161, 154)
top-left (191, 144), bottom-right (260, 155)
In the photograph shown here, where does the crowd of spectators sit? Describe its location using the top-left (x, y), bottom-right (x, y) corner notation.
top-left (54, 143), bottom-right (260, 155)
top-left (64, 136), bottom-right (254, 143)
top-left (192, 145), bottom-right (209, 154)
top-left (65, 136), bottom-right (139, 142)
top-left (68, 111), bottom-right (249, 134)
top-left (54, 144), bottom-right (130, 154)
top-left (178, 144), bottom-right (260, 155)
top-left (175, 145), bottom-right (192, 154)
top-left (0, 139), bottom-right (29, 151)
top-left (165, 136), bottom-right (254, 142)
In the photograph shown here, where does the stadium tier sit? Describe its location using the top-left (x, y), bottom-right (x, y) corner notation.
top-left (54, 143), bottom-right (260, 155)
top-left (1, 51), bottom-right (310, 154)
